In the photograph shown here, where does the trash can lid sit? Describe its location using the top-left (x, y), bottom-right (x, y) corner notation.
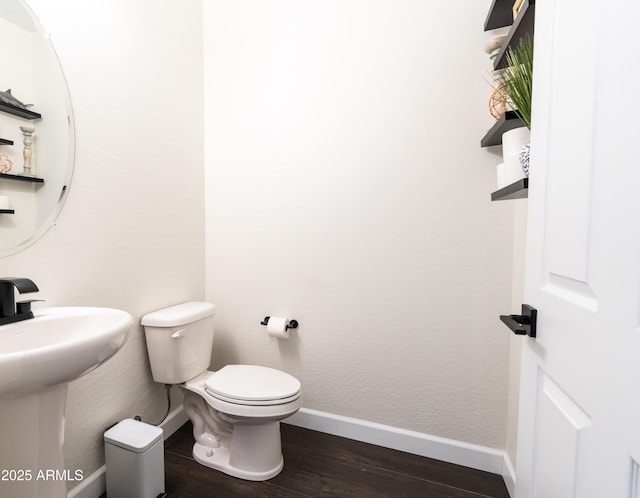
top-left (104, 419), bottom-right (163, 453)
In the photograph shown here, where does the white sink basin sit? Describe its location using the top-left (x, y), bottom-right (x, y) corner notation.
top-left (0, 306), bottom-right (133, 397)
top-left (0, 306), bottom-right (132, 498)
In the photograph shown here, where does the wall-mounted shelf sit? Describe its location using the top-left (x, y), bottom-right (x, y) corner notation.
top-left (0, 209), bottom-right (15, 214)
top-left (491, 178), bottom-right (528, 201)
top-left (0, 101), bottom-right (41, 120)
top-left (484, 0), bottom-right (533, 202)
top-left (481, 111), bottom-right (525, 147)
top-left (484, 0), bottom-right (517, 31)
top-left (493, 0), bottom-right (535, 70)
top-left (0, 138), bottom-right (13, 145)
top-left (0, 172), bottom-right (44, 184)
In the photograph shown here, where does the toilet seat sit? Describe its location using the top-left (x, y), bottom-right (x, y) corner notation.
top-left (204, 365), bottom-right (301, 406)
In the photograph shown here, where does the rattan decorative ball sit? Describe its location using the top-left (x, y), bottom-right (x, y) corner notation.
top-left (488, 81), bottom-right (509, 119)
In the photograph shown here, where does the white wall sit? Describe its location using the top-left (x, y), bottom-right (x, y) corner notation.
top-left (0, 0), bottom-right (204, 491)
top-left (0, 0), bottom-right (518, 492)
top-left (204, 0), bottom-right (515, 449)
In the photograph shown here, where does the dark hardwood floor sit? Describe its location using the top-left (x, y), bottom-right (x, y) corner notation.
top-left (162, 422), bottom-right (510, 497)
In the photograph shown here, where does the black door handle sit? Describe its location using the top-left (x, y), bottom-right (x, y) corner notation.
top-left (500, 304), bottom-right (537, 338)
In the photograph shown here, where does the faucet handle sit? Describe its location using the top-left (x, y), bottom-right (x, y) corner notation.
top-left (16, 300), bottom-right (44, 315)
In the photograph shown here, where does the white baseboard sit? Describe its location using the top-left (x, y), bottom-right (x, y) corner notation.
top-left (67, 406), bottom-right (188, 498)
top-left (158, 406), bottom-right (189, 438)
top-left (502, 452), bottom-right (516, 497)
top-left (69, 405), bottom-right (515, 497)
top-left (67, 465), bottom-right (105, 498)
top-left (284, 407), bottom-right (507, 476)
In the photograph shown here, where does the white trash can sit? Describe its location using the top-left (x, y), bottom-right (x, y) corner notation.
top-left (104, 418), bottom-right (165, 498)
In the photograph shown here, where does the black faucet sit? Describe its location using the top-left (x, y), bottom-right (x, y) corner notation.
top-left (0, 278), bottom-right (40, 326)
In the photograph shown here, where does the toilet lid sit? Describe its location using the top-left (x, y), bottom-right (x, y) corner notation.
top-left (205, 365), bottom-right (301, 405)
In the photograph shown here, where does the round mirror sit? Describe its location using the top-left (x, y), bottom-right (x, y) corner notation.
top-left (0, 0), bottom-right (75, 256)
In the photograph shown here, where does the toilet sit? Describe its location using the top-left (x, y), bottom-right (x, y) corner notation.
top-left (141, 302), bottom-right (302, 481)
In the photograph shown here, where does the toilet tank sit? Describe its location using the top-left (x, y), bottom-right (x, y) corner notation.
top-left (141, 302), bottom-right (216, 384)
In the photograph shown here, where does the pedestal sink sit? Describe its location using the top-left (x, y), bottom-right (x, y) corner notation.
top-left (0, 307), bottom-right (133, 498)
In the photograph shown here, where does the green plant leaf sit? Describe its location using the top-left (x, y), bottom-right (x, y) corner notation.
top-left (502, 34), bottom-right (533, 128)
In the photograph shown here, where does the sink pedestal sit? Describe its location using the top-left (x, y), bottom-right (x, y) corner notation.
top-left (0, 306), bottom-right (133, 498)
top-left (0, 385), bottom-right (69, 498)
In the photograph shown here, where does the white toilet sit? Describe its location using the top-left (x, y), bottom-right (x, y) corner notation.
top-left (141, 301), bottom-right (302, 481)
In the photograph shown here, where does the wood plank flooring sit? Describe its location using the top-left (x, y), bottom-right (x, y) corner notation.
top-left (162, 422), bottom-right (510, 497)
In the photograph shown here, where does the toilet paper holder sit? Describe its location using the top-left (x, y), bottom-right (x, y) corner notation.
top-left (260, 316), bottom-right (299, 330)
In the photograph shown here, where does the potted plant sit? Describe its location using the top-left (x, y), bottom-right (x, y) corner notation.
top-left (502, 34), bottom-right (533, 129)
top-left (500, 34), bottom-right (533, 178)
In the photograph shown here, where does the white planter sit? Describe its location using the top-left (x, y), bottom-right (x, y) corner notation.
top-left (502, 127), bottom-right (530, 161)
top-left (500, 127), bottom-right (530, 186)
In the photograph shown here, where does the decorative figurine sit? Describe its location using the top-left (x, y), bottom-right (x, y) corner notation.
top-left (20, 126), bottom-right (35, 176)
top-left (0, 89), bottom-right (32, 110)
top-left (0, 154), bottom-right (12, 174)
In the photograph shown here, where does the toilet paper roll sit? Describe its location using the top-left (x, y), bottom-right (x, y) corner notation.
top-left (267, 316), bottom-right (290, 339)
top-left (0, 196), bottom-right (9, 210)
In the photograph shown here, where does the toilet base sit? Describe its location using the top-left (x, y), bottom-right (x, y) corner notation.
top-left (180, 371), bottom-right (301, 481)
top-left (192, 440), bottom-right (284, 481)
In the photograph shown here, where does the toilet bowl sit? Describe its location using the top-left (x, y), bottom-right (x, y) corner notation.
top-left (141, 302), bottom-right (302, 481)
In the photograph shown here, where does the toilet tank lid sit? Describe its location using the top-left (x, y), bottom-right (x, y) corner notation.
top-left (141, 301), bottom-right (215, 327)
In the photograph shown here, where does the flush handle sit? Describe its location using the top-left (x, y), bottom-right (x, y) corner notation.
top-left (171, 328), bottom-right (187, 339)
top-left (500, 304), bottom-right (537, 338)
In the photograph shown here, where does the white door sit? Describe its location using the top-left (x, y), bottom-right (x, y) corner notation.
top-left (515, 0), bottom-right (640, 496)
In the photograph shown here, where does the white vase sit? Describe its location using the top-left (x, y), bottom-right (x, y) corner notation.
top-left (502, 127), bottom-right (530, 183)
top-left (502, 127), bottom-right (530, 160)
top-left (519, 143), bottom-right (530, 177)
